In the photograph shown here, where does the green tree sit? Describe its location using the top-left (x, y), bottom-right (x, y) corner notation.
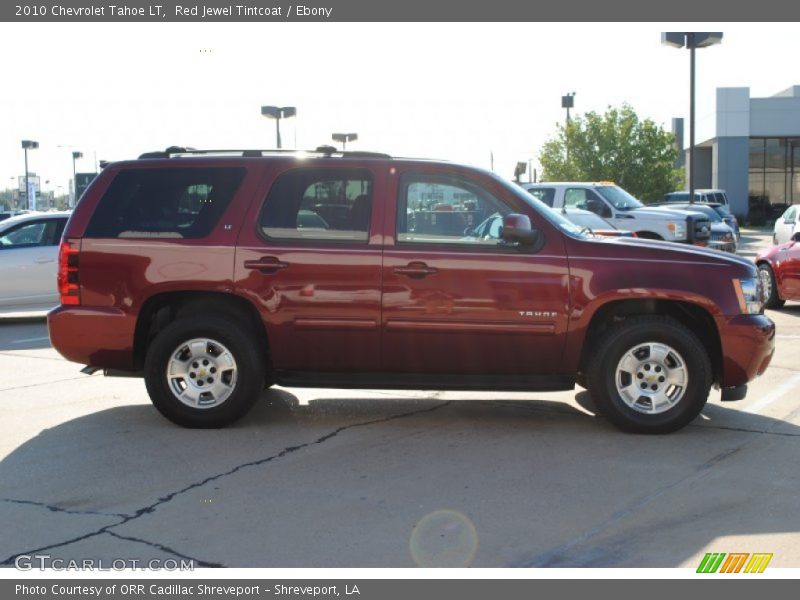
top-left (539, 104), bottom-right (681, 202)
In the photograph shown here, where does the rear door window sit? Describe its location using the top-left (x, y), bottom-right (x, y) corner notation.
top-left (259, 168), bottom-right (373, 242)
top-left (85, 167), bottom-right (246, 239)
top-left (0, 218), bottom-right (65, 248)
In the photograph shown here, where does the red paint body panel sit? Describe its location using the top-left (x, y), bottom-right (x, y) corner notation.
top-left (48, 154), bottom-right (775, 395)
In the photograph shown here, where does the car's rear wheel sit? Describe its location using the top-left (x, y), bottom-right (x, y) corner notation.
top-left (758, 263), bottom-right (785, 309)
top-left (587, 316), bottom-right (711, 433)
top-left (144, 316), bottom-right (265, 427)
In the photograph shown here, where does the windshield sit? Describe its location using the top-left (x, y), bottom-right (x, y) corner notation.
top-left (713, 204), bottom-right (731, 217)
top-left (489, 174), bottom-right (585, 238)
top-left (595, 185), bottom-right (643, 211)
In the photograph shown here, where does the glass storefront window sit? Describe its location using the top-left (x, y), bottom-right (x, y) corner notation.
top-left (748, 138), bottom-right (799, 213)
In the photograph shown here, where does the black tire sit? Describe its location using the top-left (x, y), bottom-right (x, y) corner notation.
top-left (586, 316), bottom-right (711, 434)
top-left (758, 263), bottom-right (785, 309)
top-left (144, 315), bottom-right (266, 428)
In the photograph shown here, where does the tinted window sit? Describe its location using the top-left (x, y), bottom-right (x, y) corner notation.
top-left (86, 168), bottom-right (245, 239)
top-left (527, 187), bottom-right (555, 207)
top-left (260, 168), bottom-right (372, 242)
top-left (397, 174), bottom-right (511, 246)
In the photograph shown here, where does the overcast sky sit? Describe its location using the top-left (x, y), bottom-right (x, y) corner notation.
top-left (1, 21), bottom-right (798, 196)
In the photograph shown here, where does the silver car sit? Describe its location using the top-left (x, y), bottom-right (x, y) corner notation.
top-left (0, 211), bottom-right (71, 316)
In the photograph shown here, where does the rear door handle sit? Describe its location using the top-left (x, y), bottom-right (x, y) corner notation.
top-left (393, 262), bottom-right (438, 278)
top-left (244, 257), bottom-right (289, 273)
top-left (34, 257), bottom-right (55, 264)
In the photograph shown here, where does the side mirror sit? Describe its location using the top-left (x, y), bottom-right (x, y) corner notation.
top-left (501, 213), bottom-right (539, 245)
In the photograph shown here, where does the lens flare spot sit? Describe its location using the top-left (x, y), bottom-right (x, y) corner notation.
top-left (409, 510), bottom-right (478, 567)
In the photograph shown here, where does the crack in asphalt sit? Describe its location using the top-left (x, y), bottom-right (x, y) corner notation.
top-left (1, 399), bottom-right (452, 567)
top-left (105, 531), bottom-right (223, 568)
top-left (514, 437), bottom-right (754, 567)
top-left (0, 498), bottom-right (128, 519)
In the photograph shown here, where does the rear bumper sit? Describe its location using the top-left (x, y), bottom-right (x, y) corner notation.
top-left (47, 305), bottom-right (137, 370)
top-left (717, 314), bottom-right (775, 389)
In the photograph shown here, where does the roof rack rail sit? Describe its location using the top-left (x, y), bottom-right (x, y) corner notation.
top-left (137, 147), bottom-right (392, 160)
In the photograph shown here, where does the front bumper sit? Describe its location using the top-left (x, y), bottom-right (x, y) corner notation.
top-left (716, 314), bottom-right (775, 390)
top-left (708, 240), bottom-right (737, 253)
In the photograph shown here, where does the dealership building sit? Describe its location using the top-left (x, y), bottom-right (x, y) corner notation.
top-left (675, 85), bottom-right (800, 218)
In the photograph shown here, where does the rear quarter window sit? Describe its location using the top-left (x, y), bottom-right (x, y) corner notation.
top-left (85, 167), bottom-right (246, 239)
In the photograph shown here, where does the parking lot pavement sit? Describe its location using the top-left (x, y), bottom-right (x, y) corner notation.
top-left (1, 231), bottom-right (799, 569)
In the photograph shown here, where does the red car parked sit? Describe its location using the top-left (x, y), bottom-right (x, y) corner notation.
top-left (756, 232), bottom-right (800, 308)
top-left (48, 147), bottom-right (775, 433)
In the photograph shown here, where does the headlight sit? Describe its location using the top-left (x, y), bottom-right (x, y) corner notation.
top-left (667, 222), bottom-right (686, 239)
top-left (733, 277), bottom-right (764, 314)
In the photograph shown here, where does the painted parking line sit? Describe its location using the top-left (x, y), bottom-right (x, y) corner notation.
top-left (10, 336), bottom-right (51, 344)
top-left (745, 372), bottom-right (800, 414)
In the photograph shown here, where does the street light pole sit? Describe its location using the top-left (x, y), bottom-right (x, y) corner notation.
top-left (662, 32), bottom-right (723, 205)
top-left (71, 151), bottom-right (83, 208)
top-left (261, 106), bottom-right (297, 149)
top-left (689, 33), bottom-right (695, 204)
top-left (562, 92), bottom-right (576, 164)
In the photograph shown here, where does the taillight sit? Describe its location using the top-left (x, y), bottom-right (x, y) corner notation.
top-left (58, 239), bottom-right (81, 305)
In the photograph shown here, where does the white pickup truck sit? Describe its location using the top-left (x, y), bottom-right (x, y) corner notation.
top-left (521, 182), bottom-right (711, 244)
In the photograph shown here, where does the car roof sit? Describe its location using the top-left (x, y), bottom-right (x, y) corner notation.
top-left (0, 211), bottom-right (71, 231)
top-left (523, 182), bottom-right (616, 187)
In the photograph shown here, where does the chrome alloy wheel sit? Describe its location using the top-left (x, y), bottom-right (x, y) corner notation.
top-left (166, 338), bottom-right (238, 409)
top-left (615, 342), bottom-right (688, 414)
top-left (758, 266), bottom-right (773, 304)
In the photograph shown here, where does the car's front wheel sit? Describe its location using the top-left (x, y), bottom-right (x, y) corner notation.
top-left (587, 316), bottom-right (711, 433)
top-left (144, 316), bottom-right (266, 427)
top-left (758, 263), bottom-right (785, 309)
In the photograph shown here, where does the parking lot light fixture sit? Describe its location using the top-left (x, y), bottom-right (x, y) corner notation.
top-left (332, 133), bottom-right (358, 151)
top-left (21, 140), bottom-right (39, 211)
top-left (261, 106), bottom-right (297, 149)
top-left (662, 32), bottom-right (723, 205)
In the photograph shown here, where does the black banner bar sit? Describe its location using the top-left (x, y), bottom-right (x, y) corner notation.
top-left (3, 579), bottom-right (798, 600)
top-left (2, 0), bottom-right (800, 22)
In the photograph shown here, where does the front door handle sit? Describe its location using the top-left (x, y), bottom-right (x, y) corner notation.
top-left (244, 257), bottom-right (289, 273)
top-left (393, 262), bottom-right (438, 279)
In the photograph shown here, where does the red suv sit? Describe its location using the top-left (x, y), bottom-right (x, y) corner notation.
top-left (48, 147), bottom-right (775, 433)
